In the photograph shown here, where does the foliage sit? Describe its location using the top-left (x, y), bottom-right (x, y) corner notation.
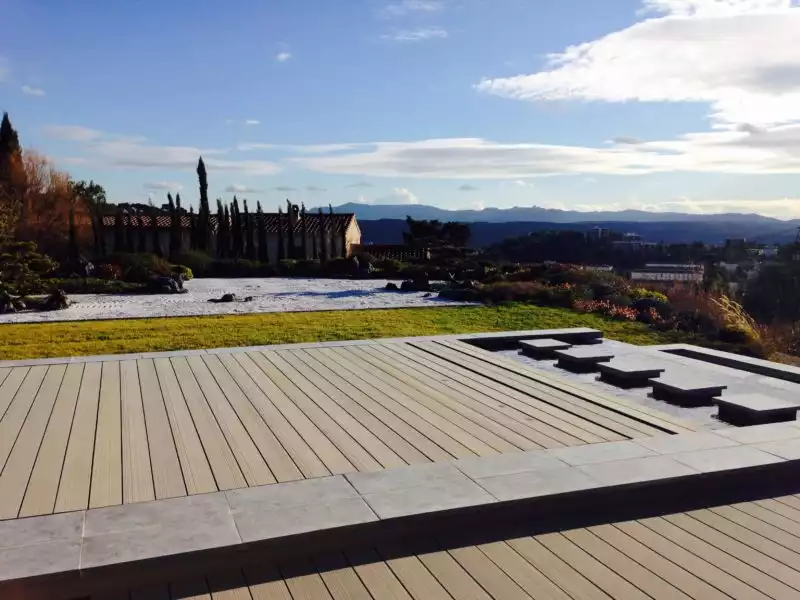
top-left (403, 217), bottom-right (471, 248)
top-left (171, 265), bottom-right (194, 280)
top-left (175, 250), bottom-right (214, 276)
top-left (575, 299), bottom-right (638, 321)
top-left (105, 252), bottom-right (174, 282)
top-left (744, 262), bottom-right (800, 323)
top-left (95, 263), bottom-right (123, 280)
top-left (630, 287), bottom-right (669, 303)
top-left (0, 240), bottom-right (58, 295)
top-left (0, 304), bottom-right (685, 360)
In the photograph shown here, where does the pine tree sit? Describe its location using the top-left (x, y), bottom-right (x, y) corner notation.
top-left (215, 199), bottom-right (225, 258)
top-left (151, 207), bottom-right (162, 257)
top-left (285, 199), bottom-right (295, 259)
top-left (196, 157), bottom-right (209, 251)
top-left (256, 201), bottom-right (268, 263)
top-left (277, 206), bottom-right (285, 261)
top-left (319, 207), bottom-right (328, 263)
top-left (301, 203), bottom-right (308, 259)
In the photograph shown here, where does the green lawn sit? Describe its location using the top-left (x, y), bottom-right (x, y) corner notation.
top-left (0, 305), bottom-right (685, 360)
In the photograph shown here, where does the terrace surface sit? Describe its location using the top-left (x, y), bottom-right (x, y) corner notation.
top-left (0, 336), bottom-right (692, 522)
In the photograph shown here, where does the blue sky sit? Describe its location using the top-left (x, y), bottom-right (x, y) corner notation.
top-left (2, 0), bottom-right (800, 217)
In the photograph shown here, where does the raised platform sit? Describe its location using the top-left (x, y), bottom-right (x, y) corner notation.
top-left (519, 338), bottom-right (572, 358)
top-left (597, 357), bottom-right (667, 388)
top-left (650, 373), bottom-right (728, 406)
top-left (555, 347), bottom-right (616, 372)
top-left (716, 393), bottom-right (799, 426)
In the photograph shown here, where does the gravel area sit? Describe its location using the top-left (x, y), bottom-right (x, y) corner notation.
top-left (0, 278), bottom-right (468, 323)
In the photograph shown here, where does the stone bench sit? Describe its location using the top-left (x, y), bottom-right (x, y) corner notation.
top-left (519, 339), bottom-right (572, 358)
top-left (650, 373), bottom-right (727, 406)
top-left (554, 347), bottom-right (615, 372)
top-left (715, 394), bottom-right (799, 427)
top-left (597, 358), bottom-right (666, 388)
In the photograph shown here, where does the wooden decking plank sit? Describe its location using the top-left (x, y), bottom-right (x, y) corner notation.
top-left (388, 342), bottom-right (612, 445)
top-left (207, 569), bottom-right (252, 600)
top-left (445, 544), bottom-right (536, 600)
top-left (314, 553), bottom-right (374, 600)
top-left (188, 355), bottom-right (275, 486)
top-left (323, 347), bottom-right (490, 458)
top-left (374, 343), bottom-right (588, 447)
top-left (587, 523), bottom-right (727, 600)
top-left (535, 532), bottom-right (651, 600)
top-left (563, 528), bottom-right (690, 600)
top-left (90, 361), bottom-right (123, 509)
top-left (754, 499), bottom-right (800, 525)
top-left (338, 346), bottom-right (511, 455)
top-left (345, 547), bottom-right (414, 600)
top-left (120, 360), bottom-right (155, 504)
top-left (154, 358), bottom-right (217, 495)
top-left (641, 516), bottom-right (798, 599)
top-left (437, 340), bottom-right (694, 434)
top-left (0, 365), bottom-right (47, 472)
top-left (55, 362), bottom-right (101, 512)
top-left (711, 505), bottom-right (800, 555)
top-left (354, 345), bottom-right (540, 452)
top-left (137, 359), bottom-right (186, 500)
top-left (203, 354), bottom-right (302, 483)
top-left (288, 349), bottom-right (434, 465)
top-left (244, 563), bottom-right (295, 600)
top-left (244, 351), bottom-right (356, 475)
top-left (170, 356), bottom-right (247, 490)
top-left (267, 351), bottom-right (401, 470)
top-left (219, 353), bottom-right (328, 479)
top-left (280, 557), bottom-right (335, 600)
top-left (170, 577), bottom-right (212, 599)
top-left (0, 367), bottom-right (29, 423)
top-left (688, 509), bottom-right (800, 574)
top-left (417, 342), bottom-right (657, 439)
top-left (415, 543), bottom-right (496, 600)
top-left (614, 520), bottom-right (767, 600)
top-left (297, 348), bottom-right (451, 463)
top-left (730, 502), bottom-right (800, 541)
top-left (242, 351), bottom-right (354, 475)
top-left (377, 543), bottom-right (456, 600)
top-left (20, 363), bottom-right (84, 517)
top-left (0, 364), bottom-right (65, 519)
top-left (475, 541), bottom-right (574, 600)
top-left (773, 495), bottom-right (800, 512)
top-left (315, 347), bottom-right (476, 460)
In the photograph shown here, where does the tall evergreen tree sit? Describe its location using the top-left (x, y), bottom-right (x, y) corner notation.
top-left (124, 206), bottom-right (136, 253)
top-left (189, 205), bottom-right (197, 250)
top-left (231, 196), bottom-right (244, 258)
top-left (277, 206), bottom-right (285, 261)
top-left (196, 157), bottom-right (209, 251)
top-left (300, 203), bottom-right (309, 259)
top-left (222, 203), bottom-right (231, 258)
top-left (215, 199), bottom-right (225, 258)
top-left (0, 112), bottom-right (21, 183)
top-left (150, 207), bottom-right (162, 257)
top-left (319, 208), bottom-right (328, 263)
top-left (256, 201), bottom-right (268, 263)
top-left (243, 200), bottom-right (255, 260)
top-left (167, 193), bottom-right (179, 258)
top-left (136, 209), bottom-right (147, 253)
top-left (285, 199), bottom-right (295, 259)
top-left (328, 204), bottom-right (337, 258)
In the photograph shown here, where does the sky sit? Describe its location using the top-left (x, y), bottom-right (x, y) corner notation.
top-left (2, 0), bottom-right (800, 218)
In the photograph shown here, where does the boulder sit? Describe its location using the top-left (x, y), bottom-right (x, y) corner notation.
top-left (385, 282), bottom-right (400, 291)
top-left (42, 289), bottom-right (71, 311)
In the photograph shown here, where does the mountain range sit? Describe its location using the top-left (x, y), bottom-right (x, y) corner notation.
top-left (312, 203), bottom-right (800, 247)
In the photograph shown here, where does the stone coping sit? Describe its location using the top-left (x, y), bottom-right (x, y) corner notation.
top-left (0, 328), bottom-right (603, 367)
top-left (4, 421), bottom-right (800, 593)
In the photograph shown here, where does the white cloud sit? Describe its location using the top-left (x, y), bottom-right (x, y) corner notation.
top-left (225, 184), bottom-right (262, 193)
top-left (275, 185), bottom-right (298, 192)
top-left (612, 136), bottom-right (644, 145)
top-left (374, 187), bottom-right (420, 204)
top-left (275, 52), bottom-right (292, 62)
top-left (382, 27), bottom-right (448, 42)
top-left (380, 0), bottom-right (444, 18)
top-left (476, 1), bottom-right (800, 127)
top-left (459, 184), bottom-right (479, 191)
top-left (43, 125), bottom-right (104, 142)
top-left (573, 195), bottom-right (800, 219)
top-left (245, 119), bottom-right (260, 126)
top-left (473, 201), bottom-right (486, 210)
top-left (22, 85), bottom-right (45, 97)
top-left (306, 185), bottom-right (327, 192)
top-left (144, 181), bottom-right (183, 192)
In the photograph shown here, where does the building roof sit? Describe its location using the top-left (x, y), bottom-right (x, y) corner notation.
top-left (101, 212), bottom-right (357, 234)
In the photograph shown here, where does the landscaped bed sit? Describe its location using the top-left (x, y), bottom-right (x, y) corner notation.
top-left (0, 304), bottom-right (685, 360)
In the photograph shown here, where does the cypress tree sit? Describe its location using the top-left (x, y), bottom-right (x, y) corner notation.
top-left (196, 157), bottom-right (209, 251)
top-left (301, 203), bottom-right (308, 259)
top-left (222, 203), bottom-right (231, 258)
top-left (124, 206), bottom-right (135, 253)
top-left (0, 112), bottom-right (21, 184)
top-left (215, 199), bottom-right (225, 258)
top-left (189, 205), bottom-right (197, 250)
top-left (151, 207), bottom-right (162, 257)
top-left (285, 199), bottom-right (295, 259)
top-left (256, 201), bottom-right (268, 264)
top-left (231, 196), bottom-right (243, 258)
top-left (136, 209), bottom-right (147, 253)
top-left (319, 207), bottom-right (328, 263)
top-left (244, 200), bottom-right (256, 260)
top-left (277, 206), bottom-right (285, 261)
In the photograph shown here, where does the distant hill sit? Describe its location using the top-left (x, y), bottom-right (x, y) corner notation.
top-left (317, 202), bottom-right (796, 226)
top-left (357, 219), bottom-right (800, 248)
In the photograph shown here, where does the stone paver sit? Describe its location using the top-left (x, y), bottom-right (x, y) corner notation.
top-left (635, 432), bottom-right (740, 455)
top-left (671, 445), bottom-right (784, 473)
top-left (361, 477), bottom-right (495, 520)
top-left (578, 456), bottom-right (697, 486)
top-left (454, 451), bottom-right (567, 480)
top-left (715, 422), bottom-right (800, 445)
top-left (548, 440), bottom-right (656, 466)
top-left (716, 394), bottom-right (799, 426)
top-left (475, 467), bottom-right (601, 501)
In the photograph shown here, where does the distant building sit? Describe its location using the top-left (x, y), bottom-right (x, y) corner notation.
top-left (586, 227), bottom-right (611, 242)
top-left (584, 265), bottom-right (614, 273)
top-left (630, 263), bottom-right (704, 283)
top-left (101, 209), bottom-right (361, 264)
top-left (612, 232), bottom-right (658, 251)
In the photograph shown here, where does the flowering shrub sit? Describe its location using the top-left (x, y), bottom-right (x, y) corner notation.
top-left (575, 299), bottom-right (638, 321)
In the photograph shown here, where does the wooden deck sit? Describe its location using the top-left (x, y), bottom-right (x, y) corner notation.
top-left (0, 339), bottom-right (693, 521)
top-left (94, 492), bottom-right (800, 600)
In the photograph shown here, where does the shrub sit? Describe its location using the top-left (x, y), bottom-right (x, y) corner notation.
top-left (322, 257), bottom-right (356, 277)
top-left (171, 265), bottom-right (194, 281)
top-left (175, 251), bottom-right (214, 276)
top-left (575, 299), bottom-right (638, 321)
top-left (630, 287), bottom-right (669, 304)
top-left (376, 258), bottom-right (405, 276)
top-left (95, 263), bottom-right (123, 280)
top-left (106, 253), bottom-right (173, 282)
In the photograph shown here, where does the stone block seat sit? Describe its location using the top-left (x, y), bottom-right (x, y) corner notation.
top-left (650, 373), bottom-right (727, 406)
top-left (519, 338), bottom-right (572, 358)
top-left (715, 393), bottom-right (799, 426)
top-left (597, 358), bottom-right (667, 388)
top-left (554, 346), bottom-right (615, 373)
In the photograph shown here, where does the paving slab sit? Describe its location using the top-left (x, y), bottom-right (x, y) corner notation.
top-left (671, 445), bottom-right (784, 473)
top-left (650, 373), bottom-right (727, 406)
top-left (714, 422), bottom-right (800, 445)
top-left (346, 463), bottom-right (466, 496)
top-left (555, 347), bottom-right (615, 372)
top-left (548, 440), bottom-right (656, 466)
top-left (754, 438), bottom-right (800, 460)
top-left (454, 450), bottom-right (568, 480)
top-left (361, 477), bottom-right (495, 520)
top-left (715, 394), bottom-right (799, 426)
top-left (0, 538), bottom-right (82, 583)
top-left (226, 476), bottom-right (358, 513)
top-left (597, 358), bottom-right (666, 388)
top-left (578, 456), bottom-right (697, 486)
top-left (0, 511), bottom-right (84, 549)
top-left (635, 432), bottom-right (740, 455)
top-left (475, 467), bottom-right (601, 502)
top-left (519, 339), bottom-right (572, 358)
